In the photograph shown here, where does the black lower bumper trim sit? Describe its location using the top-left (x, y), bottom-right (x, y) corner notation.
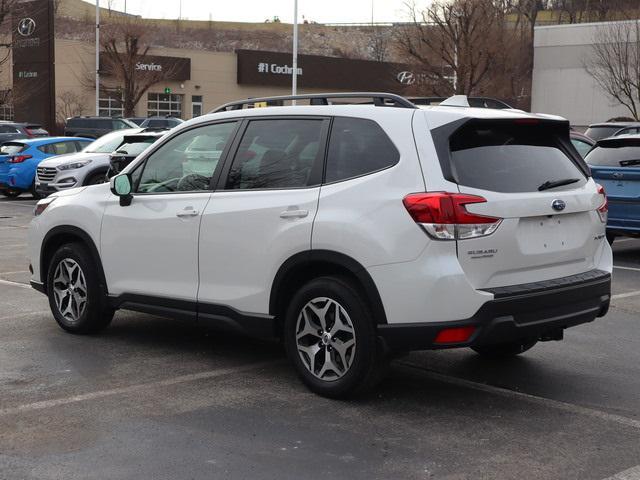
top-left (30, 280), bottom-right (46, 294)
top-left (378, 270), bottom-right (611, 352)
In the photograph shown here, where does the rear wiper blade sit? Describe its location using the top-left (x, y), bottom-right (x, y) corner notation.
top-left (620, 159), bottom-right (640, 167)
top-left (537, 178), bottom-right (580, 191)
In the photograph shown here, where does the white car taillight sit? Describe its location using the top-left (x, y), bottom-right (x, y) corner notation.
top-left (596, 183), bottom-right (608, 223)
top-left (403, 192), bottom-right (502, 241)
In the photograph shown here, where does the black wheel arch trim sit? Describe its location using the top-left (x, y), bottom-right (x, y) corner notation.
top-left (40, 225), bottom-right (108, 295)
top-left (83, 167), bottom-right (109, 185)
top-left (269, 250), bottom-right (388, 325)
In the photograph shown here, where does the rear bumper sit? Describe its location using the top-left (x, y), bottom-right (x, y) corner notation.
top-left (377, 269), bottom-right (611, 351)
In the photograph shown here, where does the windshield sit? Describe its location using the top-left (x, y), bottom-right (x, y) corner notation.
top-left (84, 130), bottom-right (137, 153)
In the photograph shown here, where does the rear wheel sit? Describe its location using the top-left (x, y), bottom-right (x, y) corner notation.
top-left (284, 276), bottom-right (387, 398)
top-left (2, 189), bottom-right (21, 198)
top-left (47, 242), bottom-right (114, 334)
top-left (471, 338), bottom-right (538, 358)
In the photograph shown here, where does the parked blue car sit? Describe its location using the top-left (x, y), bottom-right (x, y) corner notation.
top-left (0, 136), bottom-right (91, 198)
top-left (586, 135), bottom-right (640, 243)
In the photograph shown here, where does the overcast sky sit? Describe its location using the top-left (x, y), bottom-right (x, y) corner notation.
top-left (87, 0), bottom-right (419, 24)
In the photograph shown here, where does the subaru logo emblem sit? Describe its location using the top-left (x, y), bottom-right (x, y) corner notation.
top-left (551, 199), bottom-right (566, 211)
top-left (396, 71), bottom-right (415, 85)
top-left (17, 17), bottom-right (36, 37)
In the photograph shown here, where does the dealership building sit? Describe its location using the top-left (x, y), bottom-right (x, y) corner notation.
top-left (531, 20), bottom-right (638, 127)
top-left (3, 0), bottom-right (419, 133)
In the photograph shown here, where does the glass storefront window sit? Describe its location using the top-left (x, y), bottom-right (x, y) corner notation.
top-left (99, 95), bottom-right (123, 117)
top-left (147, 93), bottom-right (183, 118)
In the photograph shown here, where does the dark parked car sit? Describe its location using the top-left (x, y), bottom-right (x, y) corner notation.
top-left (586, 135), bottom-right (640, 243)
top-left (139, 116), bottom-right (184, 129)
top-left (570, 131), bottom-right (595, 158)
top-left (584, 122), bottom-right (640, 141)
top-left (107, 130), bottom-right (168, 178)
top-left (64, 116), bottom-right (137, 139)
top-left (0, 122), bottom-right (48, 143)
top-left (409, 96), bottom-right (513, 109)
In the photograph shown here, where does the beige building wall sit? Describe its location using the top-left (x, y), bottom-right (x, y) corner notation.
top-left (55, 39), bottom-right (340, 121)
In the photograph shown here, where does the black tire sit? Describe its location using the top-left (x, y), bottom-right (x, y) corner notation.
top-left (2, 189), bottom-right (21, 198)
top-left (471, 338), bottom-right (538, 359)
top-left (606, 232), bottom-right (616, 245)
top-left (30, 182), bottom-right (42, 200)
top-left (46, 242), bottom-right (114, 334)
top-left (283, 276), bottom-right (387, 398)
top-left (85, 172), bottom-right (107, 186)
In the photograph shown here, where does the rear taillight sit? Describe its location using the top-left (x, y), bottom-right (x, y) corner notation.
top-left (8, 155), bottom-right (32, 163)
top-left (403, 192), bottom-right (502, 240)
top-left (596, 183), bottom-right (608, 223)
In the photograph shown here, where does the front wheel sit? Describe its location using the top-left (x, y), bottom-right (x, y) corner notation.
top-left (471, 338), bottom-right (538, 359)
top-left (284, 276), bottom-right (387, 398)
top-left (47, 242), bottom-right (114, 334)
top-left (85, 172), bottom-right (107, 186)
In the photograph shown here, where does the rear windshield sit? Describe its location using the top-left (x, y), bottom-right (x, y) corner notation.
top-left (586, 145), bottom-right (640, 168)
top-left (449, 121), bottom-right (587, 193)
top-left (115, 140), bottom-right (154, 157)
top-left (84, 130), bottom-right (132, 153)
top-left (0, 143), bottom-right (26, 154)
top-left (25, 126), bottom-right (48, 135)
top-left (585, 126), bottom-right (625, 141)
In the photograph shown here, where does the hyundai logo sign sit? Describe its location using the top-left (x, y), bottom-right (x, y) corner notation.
top-left (551, 199), bottom-right (566, 211)
top-left (396, 71), bottom-right (415, 85)
top-left (17, 17), bottom-right (36, 37)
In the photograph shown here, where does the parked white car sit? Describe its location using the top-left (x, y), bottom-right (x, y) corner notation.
top-left (27, 93), bottom-right (612, 398)
top-left (35, 128), bottom-right (143, 196)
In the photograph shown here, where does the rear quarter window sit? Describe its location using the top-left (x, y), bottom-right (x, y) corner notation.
top-left (448, 121), bottom-right (587, 193)
top-left (325, 117), bottom-right (399, 183)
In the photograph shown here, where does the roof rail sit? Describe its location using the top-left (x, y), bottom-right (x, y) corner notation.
top-left (211, 92), bottom-right (417, 113)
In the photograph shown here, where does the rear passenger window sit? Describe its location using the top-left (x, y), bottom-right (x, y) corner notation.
top-left (325, 117), bottom-right (399, 183)
top-left (225, 119), bottom-right (323, 190)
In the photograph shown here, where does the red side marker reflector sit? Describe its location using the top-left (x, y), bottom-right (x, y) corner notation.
top-left (434, 326), bottom-right (476, 344)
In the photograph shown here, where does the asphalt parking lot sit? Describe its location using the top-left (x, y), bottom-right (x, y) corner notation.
top-left (1, 196), bottom-right (640, 480)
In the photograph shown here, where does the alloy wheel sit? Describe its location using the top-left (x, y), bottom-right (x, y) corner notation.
top-left (52, 258), bottom-right (88, 323)
top-left (295, 297), bottom-right (357, 381)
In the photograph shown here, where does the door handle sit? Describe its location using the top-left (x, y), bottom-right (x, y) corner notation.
top-left (176, 207), bottom-right (199, 218)
top-left (613, 172), bottom-right (624, 179)
top-left (280, 209), bottom-right (309, 219)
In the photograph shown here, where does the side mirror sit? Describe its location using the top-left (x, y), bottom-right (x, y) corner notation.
top-left (110, 173), bottom-right (133, 207)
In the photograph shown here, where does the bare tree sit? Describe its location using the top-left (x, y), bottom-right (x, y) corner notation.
top-left (57, 90), bottom-right (87, 122)
top-left (585, 20), bottom-right (640, 120)
top-left (0, 0), bottom-right (17, 84)
top-left (396, 0), bottom-right (503, 96)
top-left (99, 21), bottom-right (178, 117)
top-left (368, 27), bottom-right (390, 62)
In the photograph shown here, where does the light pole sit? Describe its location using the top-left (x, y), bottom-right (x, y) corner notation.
top-left (292, 0), bottom-right (298, 104)
top-left (95, 0), bottom-right (100, 115)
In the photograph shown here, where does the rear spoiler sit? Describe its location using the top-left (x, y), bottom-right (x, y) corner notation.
top-left (596, 137), bottom-right (640, 148)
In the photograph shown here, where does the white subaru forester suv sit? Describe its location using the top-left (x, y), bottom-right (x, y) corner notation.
top-left (28, 93), bottom-right (612, 398)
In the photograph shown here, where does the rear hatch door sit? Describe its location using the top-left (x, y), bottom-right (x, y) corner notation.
top-left (442, 119), bottom-right (604, 289)
top-left (587, 137), bottom-right (640, 232)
